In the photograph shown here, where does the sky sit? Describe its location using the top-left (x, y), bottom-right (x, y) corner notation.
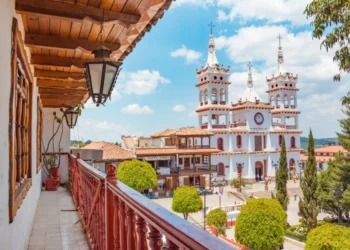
top-left (72, 0), bottom-right (350, 143)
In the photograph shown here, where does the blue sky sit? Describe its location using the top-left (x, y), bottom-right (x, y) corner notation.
top-left (73, 0), bottom-right (350, 143)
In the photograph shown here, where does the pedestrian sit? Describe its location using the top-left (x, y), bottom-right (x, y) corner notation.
top-left (294, 192), bottom-right (297, 201)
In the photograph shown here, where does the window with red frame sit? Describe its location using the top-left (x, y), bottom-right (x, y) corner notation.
top-left (218, 163), bottom-right (225, 176)
top-left (179, 158), bottom-right (183, 165)
top-left (236, 135), bottom-right (242, 148)
top-left (279, 135), bottom-right (283, 146)
top-left (217, 138), bottom-right (224, 150)
top-left (291, 136), bottom-right (296, 148)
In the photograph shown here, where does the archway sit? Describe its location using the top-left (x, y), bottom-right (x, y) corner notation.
top-left (255, 161), bottom-right (263, 181)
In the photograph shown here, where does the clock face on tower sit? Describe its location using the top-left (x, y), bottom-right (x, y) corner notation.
top-left (254, 112), bottom-right (264, 125)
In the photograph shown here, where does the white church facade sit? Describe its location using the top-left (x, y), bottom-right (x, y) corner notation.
top-left (195, 34), bottom-right (302, 182)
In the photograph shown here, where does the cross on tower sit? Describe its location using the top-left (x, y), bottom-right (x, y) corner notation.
top-left (277, 34), bottom-right (282, 47)
top-left (247, 62), bottom-right (253, 73)
top-left (208, 22), bottom-right (215, 35)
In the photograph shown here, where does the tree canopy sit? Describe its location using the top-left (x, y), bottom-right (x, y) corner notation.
top-left (299, 129), bottom-right (319, 232)
top-left (318, 152), bottom-right (350, 222)
top-left (117, 159), bottom-right (157, 192)
top-left (305, 0), bottom-right (350, 81)
top-left (206, 208), bottom-right (227, 235)
top-left (235, 198), bottom-right (286, 250)
top-left (171, 186), bottom-right (203, 220)
top-left (275, 136), bottom-right (289, 211)
top-left (305, 223), bottom-right (350, 250)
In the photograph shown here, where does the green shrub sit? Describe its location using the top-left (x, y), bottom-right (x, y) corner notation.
top-left (171, 186), bottom-right (203, 220)
top-left (285, 231), bottom-right (306, 242)
top-left (305, 224), bottom-right (350, 250)
top-left (117, 159), bottom-right (157, 192)
top-left (207, 208), bottom-right (227, 236)
top-left (235, 198), bottom-right (286, 250)
top-left (231, 178), bottom-right (246, 188)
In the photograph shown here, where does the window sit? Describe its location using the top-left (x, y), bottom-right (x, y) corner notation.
top-left (195, 157), bottom-right (200, 164)
top-left (37, 97), bottom-right (43, 172)
top-left (217, 138), bottom-right (224, 150)
top-left (217, 163), bottom-right (225, 176)
top-left (194, 139), bottom-right (197, 145)
top-left (203, 155), bottom-right (209, 164)
top-left (236, 135), bottom-right (242, 148)
top-left (9, 18), bottom-right (33, 222)
top-left (291, 136), bottom-right (296, 148)
top-left (179, 158), bottom-right (183, 165)
top-left (279, 135), bottom-right (283, 146)
top-left (255, 136), bottom-right (263, 151)
top-left (289, 158), bottom-right (295, 171)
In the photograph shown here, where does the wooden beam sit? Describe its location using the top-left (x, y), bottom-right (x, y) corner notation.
top-left (41, 99), bottom-right (86, 108)
top-left (39, 88), bottom-right (88, 96)
top-left (37, 79), bottom-right (87, 89)
top-left (25, 33), bottom-right (120, 53)
top-left (16, 0), bottom-right (140, 26)
top-left (31, 56), bottom-right (86, 69)
top-left (35, 70), bottom-right (85, 80)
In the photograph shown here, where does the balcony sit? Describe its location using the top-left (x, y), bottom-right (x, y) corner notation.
top-left (212, 124), bottom-right (226, 129)
top-left (64, 153), bottom-right (236, 250)
top-left (180, 165), bottom-right (218, 174)
top-left (230, 121), bottom-right (247, 128)
top-left (272, 122), bottom-right (286, 128)
top-left (201, 124), bottom-right (208, 129)
top-left (178, 144), bottom-right (211, 149)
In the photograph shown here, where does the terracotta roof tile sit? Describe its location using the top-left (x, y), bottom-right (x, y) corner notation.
top-left (122, 137), bottom-right (135, 149)
top-left (300, 154), bottom-right (334, 162)
top-left (83, 142), bottom-right (133, 161)
top-left (151, 127), bottom-right (213, 138)
top-left (314, 145), bottom-right (347, 153)
top-left (135, 148), bottom-right (220, 156)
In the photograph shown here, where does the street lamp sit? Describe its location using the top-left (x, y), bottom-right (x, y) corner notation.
top-left (236, 162), bottom-right (244, 192)
top-left (297, 160), bottom-right (303, 180)
top-left (332, 185), bottom-right (344, 224)
top-left (272, 160), bottom-right (279, 189)
top-left (63, 108), bottom-right (79, 129)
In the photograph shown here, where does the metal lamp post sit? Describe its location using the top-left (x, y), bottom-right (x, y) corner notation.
top-left (332, 186), bottom-right (344, 224)
top-left (297, 160), bottom-right (303, 180)
top-left (236, 162), bottom-right (244, 192)
top-left (272, 160), bottom-right (279, 189)
top-left (203, 190), bottom-right (207, 230)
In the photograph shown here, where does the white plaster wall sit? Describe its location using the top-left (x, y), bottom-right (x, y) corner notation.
top-left (42, 108), bottom-right (71, 183)
top-left (0, 2), bottom-right (42, 249)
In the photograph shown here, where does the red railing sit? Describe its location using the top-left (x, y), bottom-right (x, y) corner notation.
top-left (212, 124), bottom-right (226, 129)
top-left (220, 101), bottom-right (226, 105)
top-left (201, 124), bottom-right (208, 129)
top-left (230, 122), bottom-right (247, 128)
top-left (68, 154), bottom-right (237, 250)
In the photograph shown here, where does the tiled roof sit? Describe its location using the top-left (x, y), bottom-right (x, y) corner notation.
top-left (314, 145), bottom-right (347, 153)
top-left (83, 142), bottom-right (133, 161)
top-left (151, 127), bottom-right (214, 138)
top-left (300, 155), bottom-right (334, 162)
top-left (135, 148), bottom-right (220, 156)
top-left (122, 136), bottom-right (136, 149)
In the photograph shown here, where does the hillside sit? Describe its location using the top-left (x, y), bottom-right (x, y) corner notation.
top-left (300, 137), bottom-right (338, 150)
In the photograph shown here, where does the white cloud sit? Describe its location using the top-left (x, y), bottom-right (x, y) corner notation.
top-left (170, 45), bottom-right (202, 64)
top-left (216, 0), bottom-right (311, 26)
top-left (173, 105), bottom-right (186, 112)
top-left (121, 104), bottom-right (154, 114)
top-left (120, 70), bottom-right (170, 95)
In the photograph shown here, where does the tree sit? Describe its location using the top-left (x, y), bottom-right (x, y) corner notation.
top-left (171, 186), bottom-right (203, 220)
top-left (338, 93), bottom-right (350, 151)
top-left (318, 152), bottom-right (350, 222)
top-left (235, 198), bottom-right (286, 250)
top-left (305, 1), bottom-right (350, 81)
top-left (117, 159), bottom-right (157, 192)
top-left (305, 224), bottom-right (350, 250)
top-left (275, 136), bottom-right (289, 211)
top-left (206, 208), bottom-right (227, 237)
top-left (299, 129), bottom-right (319, 232)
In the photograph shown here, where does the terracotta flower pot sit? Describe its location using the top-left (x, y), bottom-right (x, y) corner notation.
top-left (49, 168), bottom-right (60, 178)
top-left (45, 177), bottom-right (60, 191)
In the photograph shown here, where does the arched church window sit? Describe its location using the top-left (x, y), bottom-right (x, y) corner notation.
top-left (217, 163), bottom-right (225, 176)
top-left (289, 158), bottom-right (295, 171)
top-left (237, 135), bottom-right (242, 148)
top-left (291, 136), bottom-right (296, 148)
top-left (284, 95), bottom-right (289, 107)
top-left (276, 95), bottom-right (281, 108)
top-left (204, 89), bottom-right (208, 102)
top-left (217, 138), bottom-right (224, 150)
top-left (279, 134), bottom-right (283, 146)
top-left (290, 95), bottom-right (295, 107)
top-left (212, 88), bottom-right (218, 103)
top-left (220, 88), bottom-right (225, 102)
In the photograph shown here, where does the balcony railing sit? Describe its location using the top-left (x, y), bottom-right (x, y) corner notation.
top-left (178, 144), bottom-right (211, 149)
top-left (286, 125), bottom-right (296, 129)
top-left (230, 121), bottom-right (247, 128)
top-left (272, 122), bottom-right (286, 128)
top-left (212, 100), bottom-right (218, 104)
top-left (201, 124), bottom-right (208, 129)
top-left (68, 154), bottom-right (236, 250)
top-left (212, 124), bottom-right (226, 129)
top-left (220, 101), bottom-right (226, 105)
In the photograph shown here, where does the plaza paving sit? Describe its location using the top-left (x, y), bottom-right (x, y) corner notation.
top-left (153, 180), bottom-right (330, 249)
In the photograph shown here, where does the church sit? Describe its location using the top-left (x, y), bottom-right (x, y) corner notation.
top-left (195, 33), bottom-right (302, 183)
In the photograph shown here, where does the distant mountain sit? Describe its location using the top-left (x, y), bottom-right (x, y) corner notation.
top-left (300, 137), bottom-right (338, 150)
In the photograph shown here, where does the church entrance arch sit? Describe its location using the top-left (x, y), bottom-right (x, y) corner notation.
top-left (255, 161), bottom-right (263, 181)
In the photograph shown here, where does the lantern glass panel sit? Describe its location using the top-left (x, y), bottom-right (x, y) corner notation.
top-left (103, 64), bottom-right (117, 95)
top-left (88, 63), bottom-right (103, 94)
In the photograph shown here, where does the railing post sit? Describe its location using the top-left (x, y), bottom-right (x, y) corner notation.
top-left (136, 216), bottom-right (148, 250)
top-left (149, 225), bottom-right (163, 250)
top-left (106, 164), bottom-right (117, 250)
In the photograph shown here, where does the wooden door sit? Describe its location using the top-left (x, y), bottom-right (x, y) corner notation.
top-left (184, 177), bottom-right (189, 186)
top-left (200, 176), bottom-right (206, 188)
top-left (184, 158), bottom-right (190, 168)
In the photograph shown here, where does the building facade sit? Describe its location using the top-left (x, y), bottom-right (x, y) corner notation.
top-left (196, 34), bottom-right (302, 182)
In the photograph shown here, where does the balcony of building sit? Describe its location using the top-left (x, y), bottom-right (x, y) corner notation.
top-left (230, 121), bottom-right (247, 128)
top-left (34, 153), bottom-right (234, 250)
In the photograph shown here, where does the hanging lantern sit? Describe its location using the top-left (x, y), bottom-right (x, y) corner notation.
top-left (85, 47), bottom-right (122, 106)
top-left (64, 108), bottom-right (79, 129)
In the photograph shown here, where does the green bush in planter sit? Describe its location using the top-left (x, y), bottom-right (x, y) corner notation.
top-left (305, 223), bottom-right (350, 250)
top-left (231, 178), bottom-right (246, 188)
top-left (207, 208), bottom-right (227, 236)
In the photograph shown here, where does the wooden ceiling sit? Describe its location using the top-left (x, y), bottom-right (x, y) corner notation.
top-left (16, 0), bottom-right (172, 108)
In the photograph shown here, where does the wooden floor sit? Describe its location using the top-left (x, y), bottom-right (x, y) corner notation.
top-left (28, 188), bottom-right (89, 250)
